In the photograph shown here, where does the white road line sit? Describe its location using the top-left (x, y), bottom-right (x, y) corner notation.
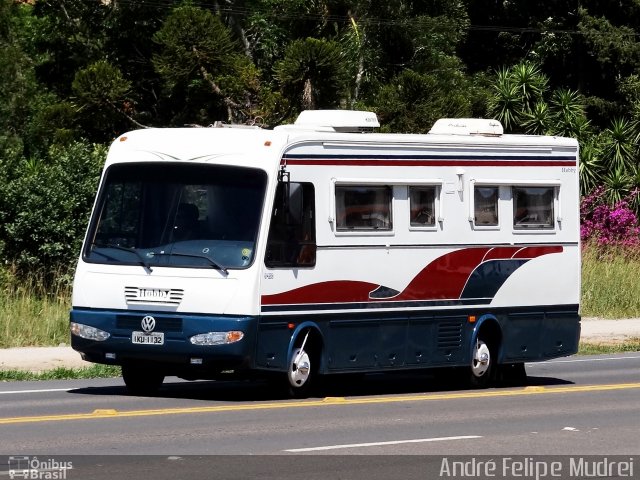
top-left (284, 435), bottom-right (482, 452)
top-left (0, 388), bottom-right (72, 395)
top-left (532, 355), bottom-right (640, 365)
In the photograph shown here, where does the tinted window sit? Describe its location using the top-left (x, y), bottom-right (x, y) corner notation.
top-left (474, 186), bottom-right (499, 227)
top-left (336, 186), bottom-right (392, 231)
top-left (265, 182), bottom-right (316, 268)
top-left (513, 186), bottom-right (555, 229)
top-left (409, 186), bottom-right (437, 227)
top-left (85, 163), bottom-right (267, 269)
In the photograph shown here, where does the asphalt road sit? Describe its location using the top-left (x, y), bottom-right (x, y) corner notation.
top-left (0, 353), bottom-right (639, 478)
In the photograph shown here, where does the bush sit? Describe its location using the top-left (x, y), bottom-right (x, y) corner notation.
top-left (0, 141), bottom-right (106, 284)
top-left (580, 186), bottom-right (640, 247)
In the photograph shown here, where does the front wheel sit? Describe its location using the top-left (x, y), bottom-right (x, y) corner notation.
top-left (122, 364), bottom-right (165, 396)
top-left (281, 331), bottom-right (321, 398)
top-left (288, 346), bottom-right (312, 390)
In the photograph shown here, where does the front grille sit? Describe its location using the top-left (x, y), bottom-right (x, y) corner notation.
top-left (124, 286), bottom-right (184, 306)
top-left (437, 321), bottom-right (463, 349)
top-left (116, 315), bottom-right (183, 332)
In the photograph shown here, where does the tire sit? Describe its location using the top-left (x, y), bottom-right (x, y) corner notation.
top-left (122, 364), bottom-right (165, 396)
top-left (468, 334), bottom-right (495, 388)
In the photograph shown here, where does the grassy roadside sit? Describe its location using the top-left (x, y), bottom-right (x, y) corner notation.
top-left (581, 246), bottom-right (640, 318)
top-left (0, 364), bottom-right (121, 381)
top-left (0, 273), bottom-right (70, 348)
top-left (578, 339), bottom-right (640, 355)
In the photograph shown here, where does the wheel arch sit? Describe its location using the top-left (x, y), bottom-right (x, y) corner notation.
top-left (470, 314), bottom-right (503, 363)
top-left (286, 322), bottom-right (326, 373)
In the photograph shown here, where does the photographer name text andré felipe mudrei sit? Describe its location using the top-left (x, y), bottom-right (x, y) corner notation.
top-left (440, 456), bottom-right (635, 480)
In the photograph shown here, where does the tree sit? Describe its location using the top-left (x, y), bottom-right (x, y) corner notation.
top-left (30, 0), bottom-right (110, 98)
top-left (0, 141), bottom-right (106, 283)
top-left (72, 60), bottom-right (141, 140)
top-left (274, 38), bottom-right (348, 115)
top-left (603, 118), bottom-right (638, 170)
top-left (0, 0), bottom-right (52, 158)
top-left (489, 62), bottom-right (590, 140)
top-left (373, 69), bottom-right (475, 134)
top-left (153, 4), bottom-right (259, 124)
top-left (488, 62), bottom-right (548, 133)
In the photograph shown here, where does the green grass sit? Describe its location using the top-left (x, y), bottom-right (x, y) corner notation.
top-left (581, 245), bottom-right (640, 318)
top-left (578, 338), bottom-right (640, 355)
top-left (0, 364), bottom-right (121, 381)
top-left (0, 270), bottom-right (71, 348)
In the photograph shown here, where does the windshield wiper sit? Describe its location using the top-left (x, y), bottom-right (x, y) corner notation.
top-left (149, 251), bottom-right (228, 276)
top-left (93, 243), bottom-right (153, 273)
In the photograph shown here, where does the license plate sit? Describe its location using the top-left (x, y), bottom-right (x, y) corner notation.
top-left (131, 331), bottom-right (164, 345)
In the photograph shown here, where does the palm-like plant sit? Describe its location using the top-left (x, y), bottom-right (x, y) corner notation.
top-left (522, 101), bottom-right (550, 135)
top-left (565, 114), bottom-right (592, 142)
top-left (579, 142), bottom-right (604, 196)
top-left (603, 166), bottom-right (631, 205)
top-left (488, 67), bottom-right (522, 132)
top-left (603, 118), bottom-right (638, 172)
top-left (549, 88), bottom-right (591, 140)
top-left (509, 61), bottom-right (548, 112)
top-left (551, 88), bottom-right (584, 119)
top-left (488, 62), bottom-right (549, 133)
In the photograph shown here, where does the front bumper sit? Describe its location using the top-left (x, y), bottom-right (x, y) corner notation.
top-left (70, 308), bottom-right (258, 375)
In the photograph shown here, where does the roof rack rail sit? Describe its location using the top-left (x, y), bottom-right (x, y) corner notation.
top-left (429, 118), bottom-right (503, 136)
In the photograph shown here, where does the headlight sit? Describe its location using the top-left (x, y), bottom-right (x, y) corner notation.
top-left (70, 322), bottom-right (111, 341)
top-left (189, 331), bottom-right (244, 346)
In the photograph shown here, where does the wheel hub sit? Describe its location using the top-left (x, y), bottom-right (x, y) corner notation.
top-left (471, 340), bottom-right (491, 378)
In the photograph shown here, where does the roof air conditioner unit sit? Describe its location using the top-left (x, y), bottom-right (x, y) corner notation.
top-left (293, 110), bottom-right (380, 133)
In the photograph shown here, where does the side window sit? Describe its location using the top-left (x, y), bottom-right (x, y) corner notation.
top-left (336, 185), bottom-right (392, 231)
top-left (409, 186), bottom-right (437, 227)
top-left (265, 182), bottom-right (316, 268)
top-left (474, 186), bottom-right (499, 227)
top-left (513, 186), bottom-right (555, 229)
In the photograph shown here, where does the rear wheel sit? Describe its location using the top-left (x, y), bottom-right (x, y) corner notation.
top-left (468, 334), bottom-right (495, 388)
top-left (122, 364), bottom-right (165, 396)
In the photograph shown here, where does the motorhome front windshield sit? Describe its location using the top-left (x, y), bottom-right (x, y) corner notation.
top-left (84, 162), bottom-right (267, 271)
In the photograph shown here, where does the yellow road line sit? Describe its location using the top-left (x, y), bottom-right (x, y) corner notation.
top-left (1, 382), bottom-right (639, 425)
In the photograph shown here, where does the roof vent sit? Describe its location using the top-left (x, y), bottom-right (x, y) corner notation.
top-left (293, 110), bottom-right (380, 133)
top-left (429, 118), bottom-right (503, 136)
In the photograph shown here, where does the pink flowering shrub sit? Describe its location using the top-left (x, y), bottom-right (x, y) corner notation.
top-left (580, 187), bottom-right (640, 247)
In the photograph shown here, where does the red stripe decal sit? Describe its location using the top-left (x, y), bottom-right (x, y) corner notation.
top-left (395, 248), bottom-right (491, 300)
top-left (261, 280), bottom-right (379, 305)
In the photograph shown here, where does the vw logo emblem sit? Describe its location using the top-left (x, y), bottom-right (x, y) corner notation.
top-left (141, 316), bottom-right (156, 333)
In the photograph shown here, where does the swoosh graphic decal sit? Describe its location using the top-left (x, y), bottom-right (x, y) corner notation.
top-left (261, 246), bottom-right (563, 307)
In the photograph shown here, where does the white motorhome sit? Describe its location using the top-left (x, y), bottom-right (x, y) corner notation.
top-left (70, 110), bottom-right (581, 396)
